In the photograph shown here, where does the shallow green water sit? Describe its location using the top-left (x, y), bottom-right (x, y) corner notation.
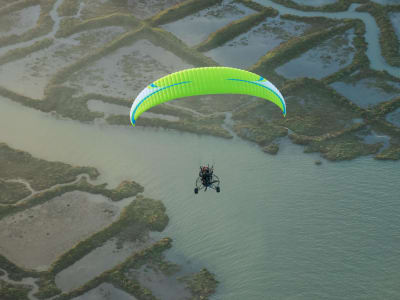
top-left (1, 96), bottom-right (400, 299)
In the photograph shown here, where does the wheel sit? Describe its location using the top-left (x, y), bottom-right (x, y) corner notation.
top-left (216, 186), bottom-right (220, 193)
top-left (194, 188), bottom-right (198, 194)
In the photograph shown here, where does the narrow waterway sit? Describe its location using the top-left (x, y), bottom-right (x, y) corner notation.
top-left (253, 0), bottom-right (400, 77)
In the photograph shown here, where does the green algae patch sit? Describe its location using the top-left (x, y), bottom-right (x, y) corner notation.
top-left (179, 268), bottom-right (219, 300)
top-left (35, 274), bottom-right (61, 300)
top-left (57, 0), bottom-right (79, 17)
top-left (252, 21), bottom-right (355, 73)
top-left (236, 0), bottom-right (268, 12)
top-left (0, 255), bottom-right (38, 281)
top-left (357, 2), bottom-right (400, 67)
top-left (0, 143), bottom-right (99, 191)
top-left (0, 279), bottom-right (31, 300)
top-left (196, 9), bottom-right (276, 52)
top-left (281, 14), bottom-right (343, 35)
top-left (262, 142), bottom-right (280, 154)
top-left (40, 85), bottom-right (104, 121)
top-left (0, 180), bottom-right (31, 204)
top-left (233, 121), bottom-right (288, 147)
top-left (323, 19), bottom-right (369, 84)
top-left (281, 79), bottom-right (362, 135)
top-left (232, 78), bottom-right (369, 157)
top-left (303, 131), bottom-right (383, 161)
top-left (150, 0), bottom-right (221, 26)
top-left (0, 38), bottom-right (53, 66)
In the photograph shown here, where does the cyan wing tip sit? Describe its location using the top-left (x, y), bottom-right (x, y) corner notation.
top-left (131, 116), bottom-right (136, 127)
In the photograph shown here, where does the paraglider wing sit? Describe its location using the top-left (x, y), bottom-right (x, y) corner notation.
top-left (130, 67), bottom-right (286, 126)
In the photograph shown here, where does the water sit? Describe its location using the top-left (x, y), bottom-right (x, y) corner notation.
top-left (276, 29), bottom-right (355, 79)
top-left (0, 5), bottom-right (40, 38)
top-left (1, 92), bottom-right (400, 299)
top-left (205, 16), bottom-right (311, 69)
top-left (293, 0), bottom-right (338, 5)
top-left (386, 108), bottom-right (400, 127)
top-left (160, 0), bottom-right (256, 46)
top-left (390, 13), bottom-right (400, 42)
top-left (71, 283), bottom-right (137, 300)
top-left (252, 0), bottom-right (400, 77)
top-left (330, 79), bottom-right (400, 108)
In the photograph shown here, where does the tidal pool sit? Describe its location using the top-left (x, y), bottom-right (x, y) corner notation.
top-left (205, 16), bottom-right (311, 68)
top-left (160, 0), bottom-right (255, 46)
top-left (330, 78), bottom-right (400, 108)
top-left (276, 29), bottom-right (355, 79)
top-left (252, 0), bottom-right (400, 77)
top-left (0, 191), bottom-right (125, 271)
top-left (126, 266), bottom-right (191, 300)
top-left (0, 27), bottom-right (126, 99)
top-left (56, 237), bottom-right (152, 292)
top-left (386, 108), bottom-right (400, 127)
top-left (71, 282), bottom-right (137, 300)
top-left (67, 39), bottom-right (192, 98)
top-left (0, 5), bottom-right (40, 37)
top-left (1, 94), bottom-right (400, 299)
